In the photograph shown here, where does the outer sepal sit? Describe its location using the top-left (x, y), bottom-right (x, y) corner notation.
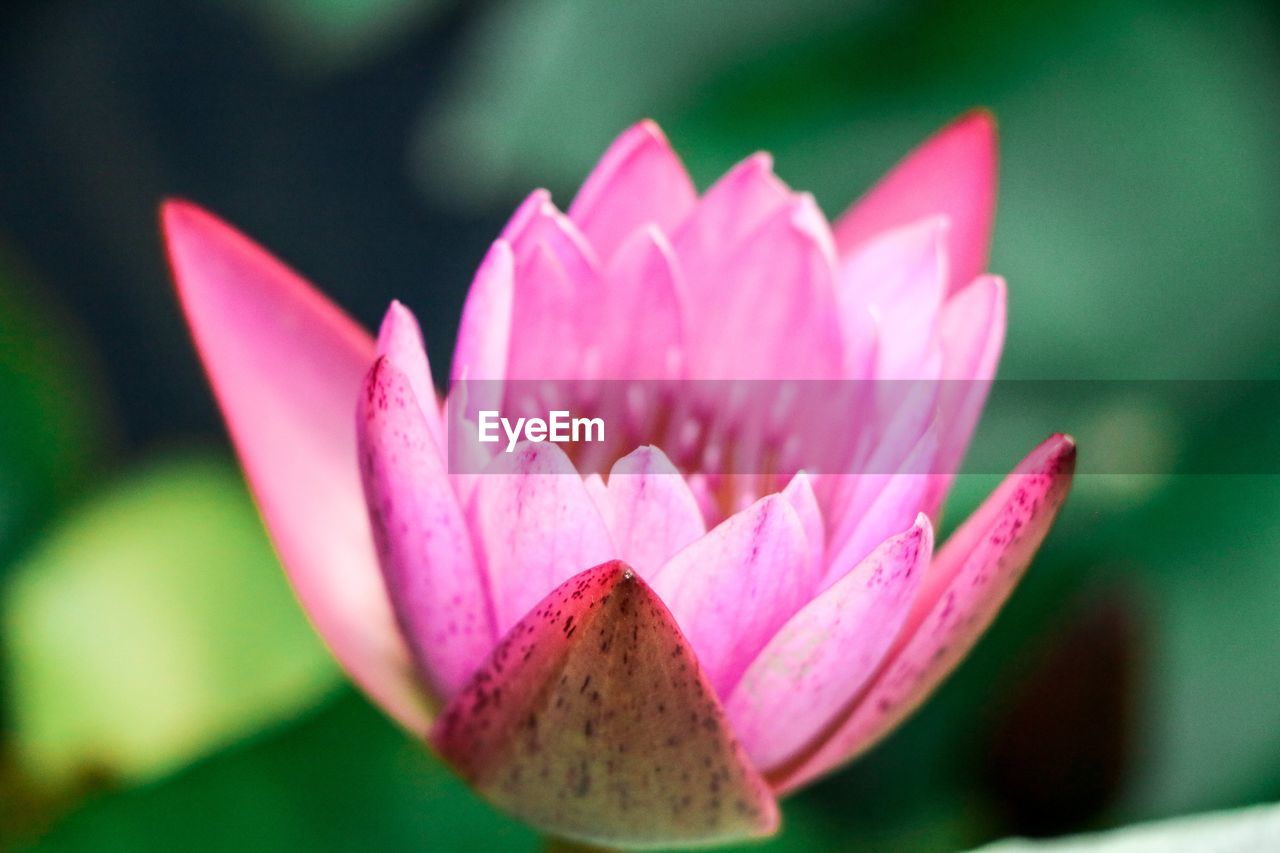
top-left (431, 561), bottom-right (780, 849)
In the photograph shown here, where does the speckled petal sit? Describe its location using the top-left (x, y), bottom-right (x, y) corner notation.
top-left (774, 434), bottom-right (1075, 792)
top-left (652, 495), bottom-right (811, 695)
top-left (161, 199), bottom-right (431, 732)
top-left (727, 516), bottom-right (931, 773)
top-left (376, 301), bottom-right (444, 452)
top-left (431, 561), bottom-right (779, 848)
top-left (469, 442), bottom-right (615, 636)
top-left (358, 358), bottom-right (495, 703)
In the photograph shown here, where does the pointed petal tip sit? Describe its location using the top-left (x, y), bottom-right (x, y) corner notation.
top-left (1030, 432), bottom-right (1078, 474)
top-left (953, 106), bottom-right (998, 139)
top-left (432, 559), bottom-right (779, 846)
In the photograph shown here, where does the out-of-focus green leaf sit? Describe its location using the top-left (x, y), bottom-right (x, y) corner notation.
top-left (974, 800), bottom-right (1280, 851)
top-left (23, 684), bottom-right (966, 853)
top-left (0, 250), bottom-right (111, 570)
top-left (23, 691), bottom-right (536, 853)
top-left (3, 454), bottom-right (340, 792)
top-left (222, 0), bottom-right (451, 72)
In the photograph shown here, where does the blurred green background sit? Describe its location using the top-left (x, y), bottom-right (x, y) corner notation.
top-left (1, 0), bottom-right (1278, 850)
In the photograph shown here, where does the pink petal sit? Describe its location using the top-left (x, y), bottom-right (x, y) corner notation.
top-left (501, 198), bottom-right (607, 380)
top-left (431, 561), bottom-right (779, 847)
top-left (602, 447), bottom-right (706, 577)
top-left (599, 225), bottom-right (687, 379)
top-left (727, 516), bottom-right (932, 773)
top-left (451, 239), bottom-right (515, 386)
top-left (833, 111), bottom-right (997, 295)
top-left (823, 428), bottom-right (938, 590)
top-left (567, 119), bottom-right (698, 261)
top-left (468, 443), bottom-right (615, 636)
top-left (923, 274), bottom-right (1008, 515)
top-left (838, 217), bottom-right (949, 380)
top-left (775, 434), bottom-right (1076, 792)
top-left (161, 200), bottom-right (431, 730)
top-left (357, 358), bottom-right (496, 704)
top-left (781, 470), bottom-right (825, 584)
top-left (686, 195), bottom-right (846, 379)
top-left (652, 495), bottom-right (812, 695)
top-left (376, 301), bottom-right (444, 452)
top-left (504, 190), bottom-right (602, 289)
top-left (673, 153), bottom-right (792, 304)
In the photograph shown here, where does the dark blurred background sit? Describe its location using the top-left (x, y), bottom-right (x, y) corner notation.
top-left (1, 0), bottom-right (1278, 850)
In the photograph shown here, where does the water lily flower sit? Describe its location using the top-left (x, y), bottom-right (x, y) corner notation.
top-left (162, 112), bottom-right (1075, 849)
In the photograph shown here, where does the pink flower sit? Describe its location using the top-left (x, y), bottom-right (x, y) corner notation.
top-left (162, 112), bottom-right (1074, 848)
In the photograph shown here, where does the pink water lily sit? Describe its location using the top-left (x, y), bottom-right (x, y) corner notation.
top-left (162, 112), bottom-right (1075, 849)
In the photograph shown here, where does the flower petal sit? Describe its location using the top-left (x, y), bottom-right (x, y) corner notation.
top-left (686, 195), bottom-right (845, 379)
top-left (376, 301), bottom-right (444, 453)
top-left (501, 198), bottom-right (607, 380)
top-left (599, 225), bottom-right (687, 379)
top-left (652, 495), bottom-right (811, 695)
top-left (567, 119), bottom-right (697, 261)
top-left (161, 200), bottom-right (431, 731)
top-left (469, 442), bottom-right (615, 636)
top-left (923, 274), bottom-right (1008, 515)
top-left (838, 217), bottom-right (948, 380)
top-left (358, 358), bottom-right (496, 703)
top-left (727, 516), bottom-right (931, 773)
top-left (602, 447), bottom-right (706, 577)
top-left (774, 434), bottom-right (1075, 792)
top-left (833, 111), bottom-right (997, 295)
top-left (451, 239), bottom-right (515, 386)
top-left (823, 427), bottom-right (938, 590)
top-left (673, 153), bottom-right (792, 308)
top-left (781, 470), bottom-right (825, 585)
top-left (431, 561), bottom-right (779, 848)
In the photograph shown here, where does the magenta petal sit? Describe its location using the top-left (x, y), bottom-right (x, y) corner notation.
top-left (653, 495), bottom-right (812, 695)
top-left (376, 301), bottom-right (444, 453)
top-left (357, 358), bottom-right (496, 703)
top-left (468, 443), bottom-right (614, 635)
top-left (727, 516), bottom-right (931, 773)
top-left (161, 200), bottom-right (431, 730)
top-left (431, 561), bottom-right (779, 847)
top-left (603, 446), bottom-right (706, 577)
top-left (567, 119), bottom-right (697, 261)
top-left (775, 434), bottom-right (1075, 792)
top-left (833, 111), bottom-right (997, 295)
